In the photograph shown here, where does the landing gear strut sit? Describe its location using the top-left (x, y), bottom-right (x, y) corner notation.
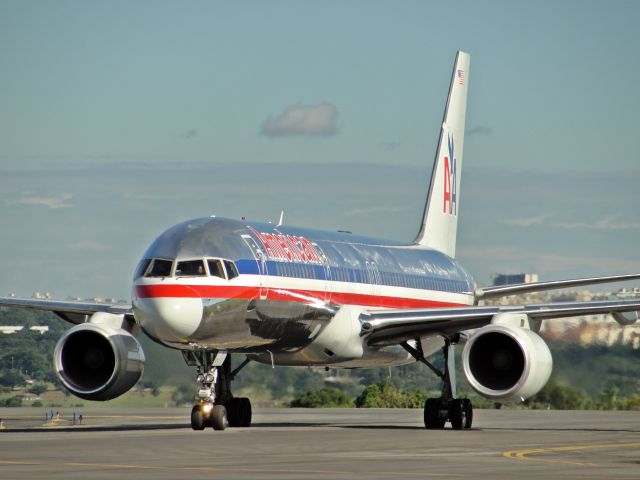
top-left (182, 350), bottom-right (252, 431)
top-left (402, 338), bottom-right (473, 430)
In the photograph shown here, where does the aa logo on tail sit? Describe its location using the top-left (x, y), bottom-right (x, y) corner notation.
top-left (443, 134), bottom-right (457, 215)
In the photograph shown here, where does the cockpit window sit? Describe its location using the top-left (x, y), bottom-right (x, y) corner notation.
top-left (134, 258), bottom-right (152, 279)
top-left (207, 259), bottom-right (225, 279)
top-left (224, 260), bottom-right (239, 279)
top-left (176, 260), bottom-right (206, 276)
top-left (146, 259), bottom-right (173, 277)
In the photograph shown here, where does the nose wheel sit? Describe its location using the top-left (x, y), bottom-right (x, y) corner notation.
top-left (190, 403), bottom-right (229, 431)
top-left (183, 350), bottom-right (252, 431)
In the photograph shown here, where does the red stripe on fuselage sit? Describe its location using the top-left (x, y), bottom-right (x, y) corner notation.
top-left (134, 284), bottom-right (469, 309)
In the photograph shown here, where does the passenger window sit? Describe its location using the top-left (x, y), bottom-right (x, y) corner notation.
top-left (135, 258), bottom-right (152, 279)
top-left (207, 259), bottom-right (225, 279)
top-left (146, 259), bottom-right (173, 277)
top-left (224, 260), bottom-right (239, 279)
top-left (176, 260), bottom-right (206, 276)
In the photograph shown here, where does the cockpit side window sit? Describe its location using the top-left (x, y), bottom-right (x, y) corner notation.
top-left (146, 259), bottom-right (173, 277)
top-left (135, 258), bottom-right (152, 279)
top-left (207, 259), bottom-right (225, 279)
top-left (176, 260), bottom-right (206, 276)
top-left (224, 260), bottom-right (239, 279)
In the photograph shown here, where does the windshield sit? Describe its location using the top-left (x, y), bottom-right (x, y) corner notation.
top-left (176, 260), bottom-right (206, 276)
top-left (146, 259), bottom-right (173, 277)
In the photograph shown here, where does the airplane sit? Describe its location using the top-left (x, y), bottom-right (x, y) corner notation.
top-left (2, 51), bottom-right (640, 431)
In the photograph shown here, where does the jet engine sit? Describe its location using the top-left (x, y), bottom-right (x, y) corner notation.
top-left (54, 315), bottom-right (145, 401)
top-left (461, 324), bottom-right (552, 403)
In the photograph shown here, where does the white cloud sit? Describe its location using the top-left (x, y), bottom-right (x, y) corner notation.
top-left (503, 214), bottom-right (550, 227)
top-left (16, 193), bottom-right (73, 209)
top-left (458, 245), bottom-right (640, 276)
top-left (552, 214), bottom-right (640, 231)
top-left (261, 103), bottom-right (339, 137)
top-left (344, 206), bottom-right (407, 217)
top-left (502, 213), bottom-right (640, 231)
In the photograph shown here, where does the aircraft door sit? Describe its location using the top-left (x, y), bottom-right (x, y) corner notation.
top-left (241, 234), bottom-right (269, 300)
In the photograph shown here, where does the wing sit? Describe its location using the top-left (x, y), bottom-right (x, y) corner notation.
top-left (361, 299), bottom-right (640, 346)
top-left (0, 297), bottom-right (132, 324)
top-left (477, 273), bottom-right (640, 299)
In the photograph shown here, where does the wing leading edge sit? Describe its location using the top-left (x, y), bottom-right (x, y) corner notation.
top-left (0, 297), bottom-right (132, 325)
top-left (476, 273), bottom-right (640, 299)
top-left (361, 299), bottom-right (640, 346)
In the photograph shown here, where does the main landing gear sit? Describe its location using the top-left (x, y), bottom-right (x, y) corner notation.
top-left (402, 337), bottom-right (473, 430)
top-left (182, 350), bottom-right (252, 431)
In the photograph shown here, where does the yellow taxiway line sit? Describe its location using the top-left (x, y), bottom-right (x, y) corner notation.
top-left (503, 441), bottom-right (640, 467)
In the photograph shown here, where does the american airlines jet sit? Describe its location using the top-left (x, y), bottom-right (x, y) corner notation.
top-left (2, 51), bottom-right (639, 431)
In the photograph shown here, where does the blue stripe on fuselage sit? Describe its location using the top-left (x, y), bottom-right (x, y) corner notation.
top-left (234, 259), bottom-right (471, 294)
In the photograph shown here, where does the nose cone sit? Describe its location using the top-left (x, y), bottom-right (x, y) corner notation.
top-left (134, 296), bottom-right (203, 343)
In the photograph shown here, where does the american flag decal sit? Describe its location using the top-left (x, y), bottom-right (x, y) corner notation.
top-left (457, 69), bottom-right (464, 85)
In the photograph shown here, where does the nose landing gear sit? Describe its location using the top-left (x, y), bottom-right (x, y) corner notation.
top-left (182, 350), bottom-right (252, 431)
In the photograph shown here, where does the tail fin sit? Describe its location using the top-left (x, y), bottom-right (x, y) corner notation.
top-left (413, 51), bottom-right (470, 258)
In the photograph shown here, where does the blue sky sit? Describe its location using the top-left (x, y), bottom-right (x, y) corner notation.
top-left (0, 1), bottom-right (639, 298)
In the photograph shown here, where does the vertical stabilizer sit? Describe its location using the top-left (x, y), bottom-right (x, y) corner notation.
top-left (414, 51), bottom-right (470, 258)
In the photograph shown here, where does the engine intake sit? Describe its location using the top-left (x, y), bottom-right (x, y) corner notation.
top-left (54, 320), bottom-right (145, 401)
top-left (461, 324), bottom-right (552, 403)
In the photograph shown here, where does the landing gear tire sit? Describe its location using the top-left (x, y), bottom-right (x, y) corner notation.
top-left (191, 405), bottom-right (206, 431)
top-left (225, 398), bottom-right (240, 427)
top-left (462, 399), bottom-right (473, 429)
top-left (238, 397), bottom-right (252, 427)
top-left (424, 398), bottom-right (445, 429)
top-left (449, 399), bottom-right (464, 430)
top-left (225, 397), bottom-right (252, 427)
top-left (210, 405), bottom-right (227, 431)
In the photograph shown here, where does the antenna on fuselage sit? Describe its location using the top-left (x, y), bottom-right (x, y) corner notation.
top-left (276, 210), bottom-right (284, 227)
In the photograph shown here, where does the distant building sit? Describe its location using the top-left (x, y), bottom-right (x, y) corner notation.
top-left (0, 326), bottom-right (49, 335)
top-left (0, 326), bottom-right (24, 334)
top-left (31, 291), bottom-right (51, 299)
top-left (29, 326), bottom-right (49, 334)
top-left (492, 273), bottom-right (539, 286)
top-left (617, 288), bottom-right (640, 299)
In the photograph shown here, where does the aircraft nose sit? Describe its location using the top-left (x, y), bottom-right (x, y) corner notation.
top-left (133, 295), bottom-right (203, 343)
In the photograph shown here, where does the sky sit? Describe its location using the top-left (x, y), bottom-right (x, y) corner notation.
top-left (0, 0), bottom-right (639, 299)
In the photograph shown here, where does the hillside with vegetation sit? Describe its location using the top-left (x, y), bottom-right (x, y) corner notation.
top-left (1, 307), bottom-right (639, 409)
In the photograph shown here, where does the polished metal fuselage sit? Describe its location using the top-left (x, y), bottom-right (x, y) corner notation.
top-left (132, 217), bottom-right (476, 367)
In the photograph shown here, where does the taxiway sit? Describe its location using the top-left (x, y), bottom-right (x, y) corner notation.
top-left (1, 408), bottom-right (639, 479)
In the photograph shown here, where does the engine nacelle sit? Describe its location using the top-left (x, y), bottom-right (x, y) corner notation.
top-left (54, 318), bottom-right (145, 401)
top-left (461, 324), bottom-right (552, 403)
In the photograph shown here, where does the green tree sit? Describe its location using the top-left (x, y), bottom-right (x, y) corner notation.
top-left (171, 384), bottom-right (196, 406)
top-left (0, 370), bottom-right (26, 388)
top-left (355, 382), bottom-right (425, 408)
top-left (597, 385), bottom-right (620, 410)
top-left (620, 395), bottom-right (640, 410)
top-left (525, 381), bottom-right (591, 410)
top-left (0, 395), bottom-right (23, 407)
top-left (28, 383), bottom-right (48, 396)
top-left (290, 388), bottom-right (353, 408)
